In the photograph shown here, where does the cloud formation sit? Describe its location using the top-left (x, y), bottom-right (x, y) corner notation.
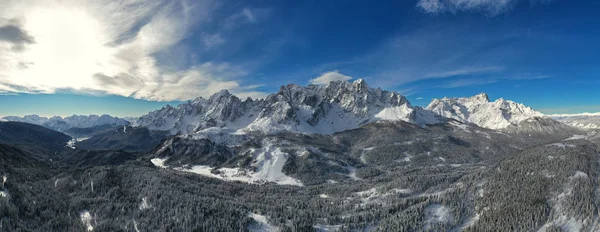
top-left (417, 0), bottom-right (553, 16)
top-left (419, 0), bottom-right (517, 15)
top-left (0, 22), bottom-right (35, 51)
top-left (417, 0), bottom-right (517, 16)
top-left (424, 66), bottom-right (504, 79)
top-left (309, 71), bottom-right (352, 85)
top-left (0, 0), bottom-right (266, 101)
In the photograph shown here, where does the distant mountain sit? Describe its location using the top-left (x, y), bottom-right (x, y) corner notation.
top-left (503, 116), bottom-right (581, 136)
top-left (0, 121), bottom-right (72, 156)
top-left (426, 93), bottom-right (543, 130)
top-left (2, 114), bottom-right (130, 132)
top-left (133, 79), bottom-right (439, 135)
top-left (75, 126), bottom-right (169, 153)
top-left (550, 112), bottom-right (600, 129)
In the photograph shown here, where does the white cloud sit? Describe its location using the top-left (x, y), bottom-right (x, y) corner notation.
top-left (424, 66), bottom-right (504, 78)
top-left (417, 0), bottom-right (553, 16)
top-left (417, 0), bottom-right (516, 16)
top-left (439, 78), bottom-right (497, 88)
top-left (309, 71), bottom-right (352, 85)
top-left (0, 0), bottom-right (266, 101)
top-left (242, 8), bottom-right (257, 23)
top-left (203, 34), bottom-right (225, 49)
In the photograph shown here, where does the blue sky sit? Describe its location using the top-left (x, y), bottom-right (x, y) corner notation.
top-left (0, 0), bottom-right (599, 117)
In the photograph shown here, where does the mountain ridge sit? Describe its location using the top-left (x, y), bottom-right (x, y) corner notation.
top-left (1, 114), bottom-right (131, 132)
top-left (133, 80), bottom-right (552, 135)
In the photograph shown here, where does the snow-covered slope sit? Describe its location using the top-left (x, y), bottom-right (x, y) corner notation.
top-left (550, 112), bottom-right (600, 129)
top-left (132, 90), bottom-right (258, 134)
top-left (2, 114), bottom-right (130, 132)
top-left (503, 116), bottom-right (581, 136)
top-left (134, 79), bottom-right (440, 135)
top-left (426, 93), bottom-right (543, 130)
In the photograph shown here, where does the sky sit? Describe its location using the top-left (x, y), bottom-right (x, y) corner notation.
top-left (0, 0), bottom-right (599, 117)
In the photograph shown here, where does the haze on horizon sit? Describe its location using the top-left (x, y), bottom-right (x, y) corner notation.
top-left (0, 0), bottom-right (599, 117)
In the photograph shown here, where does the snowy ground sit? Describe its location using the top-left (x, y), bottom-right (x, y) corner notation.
top-left (247, 213), bottom-right (278, 232)
top-left (80, 211), bottom-right (94, 232)
top-left (547, 143), bottom-right (576, 148)
top-left (151, 143), bottom-right (303, 186)
top-left (150, 157), bottom-right (168, 168)
top-left (313, 223), bottom-right (343, 232)
top-left (423, 204), bottom-right (452, 230)
top-left (66, 139), bottom-right (76, 149)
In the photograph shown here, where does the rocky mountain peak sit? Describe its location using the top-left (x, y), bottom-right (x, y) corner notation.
top-left (471, 93), bottom-right (490, 102)
top-left (426, 93), bottom-right (542, 130)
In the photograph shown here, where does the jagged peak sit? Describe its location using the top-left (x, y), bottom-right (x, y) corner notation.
top-left (352, 78), bottom-right (369, 92)
top-left (211, 89), bottom-right (232, 98)
top-left (470, 92), bottom-right (490, 102)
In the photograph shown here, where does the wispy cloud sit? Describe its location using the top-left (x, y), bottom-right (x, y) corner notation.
top-left (309, 70), bottom-right (352, 85)
top-left (351, 23), bottom-right (520, 88)
top-left (438, 78), bottom-right (497, 88)
top-left (437, 74), bottom-right (549, 89)
top-left (0, 0), bottom-right (267, 101)
top-left (507, 75), bottom-right (550, 80)
top-left (203, 34), bottom-right (225, 49)
top-left (424, 66), bottom-right (504, 79)
top-left (416, 0), bottom-right (553, 16)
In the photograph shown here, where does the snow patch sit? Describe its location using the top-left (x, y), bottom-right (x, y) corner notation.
top-left (80, 211), bottom-right (94, 232)
top-left (573, 171), bottom-right (588, 179)
top-left (248, 213), bottom-right (278, 232)
top-left (133, 220), bottom-right (140, 232)
top-left (457, 213), bottom-right (480, 230)
top-left (139, 197), bottom-right (152, 211)
top-left (360, 147), bottom-right (375, 163)
top-left (424, 204), bottom-right (452, 230)
top-left (564, 134), bottom-right (587, 140)
top-left (150, 157), bottom-right (169, 168)
top-left (374, 105), bottom-right (413, 122)
top-left (174, 145), bottom-right (303, 186)
top-left (313, 224), bottom-right (343, 232)
top-left (538, 171), bottom-right (588, 232)
top-left (347, 166), bottom-right (362, 181)
top-left (355, 187), bottom-right (412, 205)
top-left (398, 152), bottom-right (413, 162)
top-left (449, 121), bottom-right (470, 132)
top-left (548, 143), bottom-right (576, 148)
top-left (66, 139), bottom-right (76, 149)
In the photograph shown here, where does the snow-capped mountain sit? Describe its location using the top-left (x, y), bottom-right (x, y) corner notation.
top-left (426, 93), bottom-right (543, 130)
top-left (134, 79), bottom-right (439, 135)
top-left (2, 114), bottom-right (130, 132)
top-left (132, 89), bottom-right (258, 134)
top-left (550, 112), bottom-right (600, 129)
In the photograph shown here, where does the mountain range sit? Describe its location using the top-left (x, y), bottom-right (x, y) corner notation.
top-left (6, 79), bottom-right (590, 136)
top-left (1, 114), bottom-right (131, 133)
top-left (2, 79), bottom-right (599, 231)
